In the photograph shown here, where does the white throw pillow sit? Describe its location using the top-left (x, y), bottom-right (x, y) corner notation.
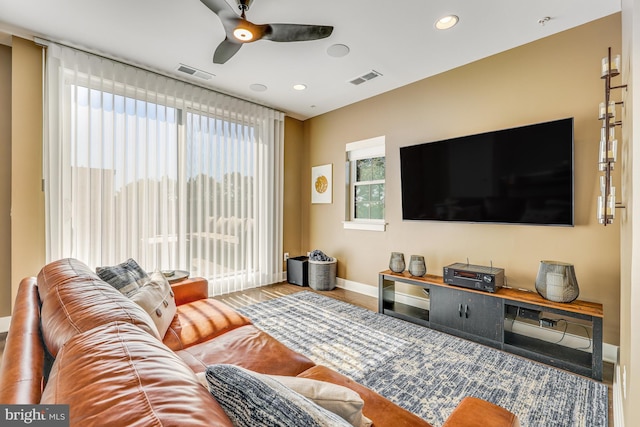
top-left (129, 270), bottom-right (177, 338)
top-left (269, 375), bottom-right (372, 427)
top-left (195, 371), bottom-right (372, 427)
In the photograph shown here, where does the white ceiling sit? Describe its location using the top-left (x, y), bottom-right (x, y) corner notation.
top-left (0, 0), bottom-right (620, 120)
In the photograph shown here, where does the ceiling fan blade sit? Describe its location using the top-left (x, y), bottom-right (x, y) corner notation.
top-left (213, 38), bottom-right (243, 64)
top-left (262, 24), bottom-right (333, 42)
top-left (199, 0), bottom-right (235, 16)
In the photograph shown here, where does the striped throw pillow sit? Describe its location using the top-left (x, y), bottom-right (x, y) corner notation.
top-left (205, 364), bottom-right (352, 427)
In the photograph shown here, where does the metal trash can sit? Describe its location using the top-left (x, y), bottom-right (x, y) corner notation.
top-left (308, 257), bottom-right (337, 291)
top-left (287, 256), bottom-right (308, 286)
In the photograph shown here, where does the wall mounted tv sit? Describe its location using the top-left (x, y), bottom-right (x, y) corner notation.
top-left (400, 118), bottom-right (574, 226)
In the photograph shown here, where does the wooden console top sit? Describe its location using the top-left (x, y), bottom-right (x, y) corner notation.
top-left (380, 270), bottom-right (603, 318)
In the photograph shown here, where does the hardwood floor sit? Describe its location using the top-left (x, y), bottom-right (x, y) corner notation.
top-left (213, 282), bottom-right (378, 311)
top-left (0, 282), bottom-right (613, 425)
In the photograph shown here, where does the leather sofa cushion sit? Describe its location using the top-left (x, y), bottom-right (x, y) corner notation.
top-left (176, 324), bottom-right (316, 376)
top-left (0, 278), bottom-right (45, 404)
top-left (171, 277), bottom-right (209, 305)
top-left (41, 321), bottom-right (233, 427)
top-left (37, 258), bottom-right (160, 357)
top-left (37, 258), bottom-right (97, 300)
top-left (297, 365), bottom-right (435, 427)
top-left (442, 396), bottom-right (520, 427)
top-left (163, 298), bottom-right (252, 350)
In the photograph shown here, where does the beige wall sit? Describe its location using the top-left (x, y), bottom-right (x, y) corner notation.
top-left (10, 37), bottom-right (45, 309)
top-left (283, 116), bottom-right (305, 261)
top-left (301, 14), bottom-right (622, 345)
top-left (620, 0), bottom-right (639, 424)
top-left (0, 44), bottom-right (11, 317)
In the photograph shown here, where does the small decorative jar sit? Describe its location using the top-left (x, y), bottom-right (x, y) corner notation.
top-left (535, 260), bottom-right (579, 303)
top-left (408, 255), bottom-right (427, 277)
top-left (389, 252), bottom-right (405, 273)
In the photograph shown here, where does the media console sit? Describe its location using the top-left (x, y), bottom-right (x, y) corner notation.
top-left (379, 270), bottom-right (604, 380)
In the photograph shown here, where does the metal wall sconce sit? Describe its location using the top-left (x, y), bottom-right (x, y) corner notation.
top-left (597, 47), bottom-right (627, 225)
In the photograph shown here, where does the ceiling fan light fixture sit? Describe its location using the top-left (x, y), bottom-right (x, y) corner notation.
top-left (233, 26), bottom-right (254, 41)
top-left (435, 15), bottom-right (459, 30)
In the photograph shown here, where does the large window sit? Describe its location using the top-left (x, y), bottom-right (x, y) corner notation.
top-left (344, 136), bottom-right (386, 231)
top-left (44, 43), bottom-right (284, 295)
top-left (65, 86), bottom-right (180, 270)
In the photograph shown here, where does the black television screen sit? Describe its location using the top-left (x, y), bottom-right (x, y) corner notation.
top-left (400, 118), bottom-right (574, 226)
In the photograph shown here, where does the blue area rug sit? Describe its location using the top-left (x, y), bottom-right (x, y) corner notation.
top-left (237, 291), bottom-right (608, 427)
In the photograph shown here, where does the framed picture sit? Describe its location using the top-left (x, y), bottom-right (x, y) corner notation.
top-left (311, 164), bottom-right (332, 204)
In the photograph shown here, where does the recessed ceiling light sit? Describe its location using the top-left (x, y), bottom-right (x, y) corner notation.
top-left (435, 15), bottom-right (459, 30)
top-left (293, 84), bottom-right (307, 91)
top-left (327, 44), bottom-right (350, 58)
top-left (249, 83), bottom-right (267, 92)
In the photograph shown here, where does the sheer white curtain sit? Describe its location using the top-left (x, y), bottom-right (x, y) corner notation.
top-left (44, 43), bottom-right (284, 295)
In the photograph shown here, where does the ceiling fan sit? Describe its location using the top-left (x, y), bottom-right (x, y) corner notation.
top-left (200, 0), bottom-right (334, 64)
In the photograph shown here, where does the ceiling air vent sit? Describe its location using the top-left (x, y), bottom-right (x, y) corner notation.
top-left (176, 64), bottom-right (214, 81)
top-left (349, 70), bottom-right (382, 86)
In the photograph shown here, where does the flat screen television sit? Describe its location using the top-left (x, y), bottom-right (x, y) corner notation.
top-left (400, 118), bottom-right (574, 226)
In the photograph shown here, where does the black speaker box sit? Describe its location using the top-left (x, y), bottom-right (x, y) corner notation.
top-left (287, 256), bottom-right (308, 286)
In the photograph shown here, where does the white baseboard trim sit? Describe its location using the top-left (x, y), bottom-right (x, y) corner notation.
top-left (336, 277), bottom-right (378, 298)
top-left (604, 343), bottom-right (619, 365)
top-left (336, 278), bottom-right (429, 310)
top-left (0, 316), bottom-right (10, 334)
top-left (335, 276), bottom-right (618, 364)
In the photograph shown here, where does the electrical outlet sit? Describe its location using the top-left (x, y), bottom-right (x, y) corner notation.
top-left (284, 252), bottom-right (289, 261)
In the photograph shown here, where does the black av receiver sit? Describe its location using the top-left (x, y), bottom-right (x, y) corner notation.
top-left (443, 263), bottom-right (505, 293)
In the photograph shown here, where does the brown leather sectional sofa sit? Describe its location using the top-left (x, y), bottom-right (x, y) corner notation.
top-left (0, 258), bottom-right (519, 426)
